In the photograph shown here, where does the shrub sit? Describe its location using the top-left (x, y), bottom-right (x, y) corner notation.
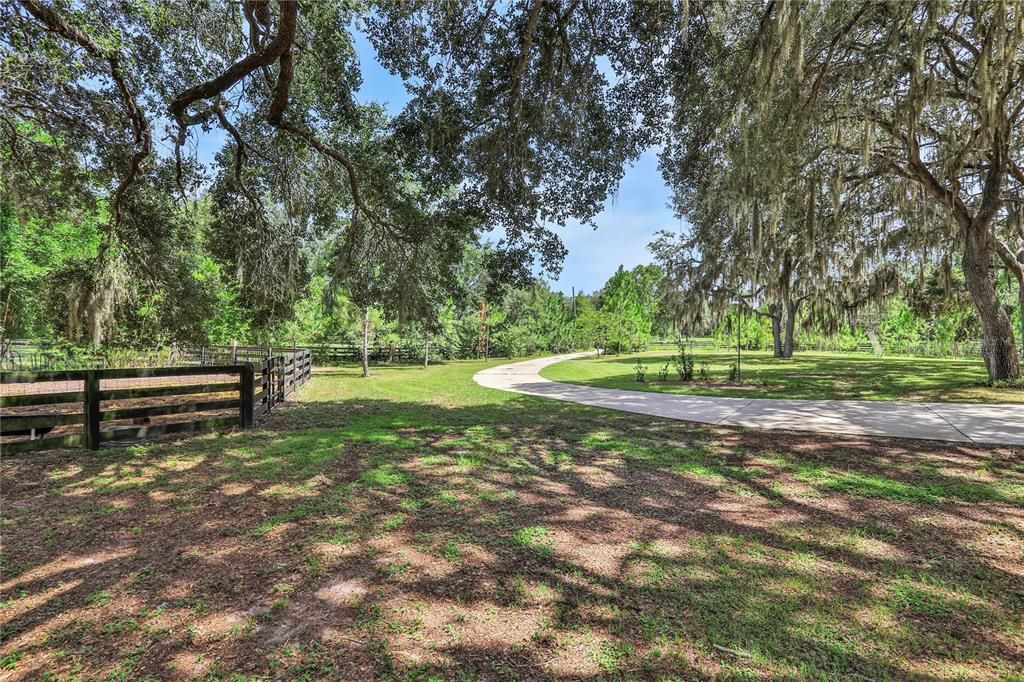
top-left (658, 362), bottom-right (670, 381)
top-left (698, 362), bottom-right (711, 381)
top-left (634, 359), bottom-right (648, 382)
top-left (675, 340), bottom-right (695, 382)
top-left (728, 362), bottom-right (740, 382)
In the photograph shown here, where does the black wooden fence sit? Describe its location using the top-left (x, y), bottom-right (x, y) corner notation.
top-left (179, 341), bottom-right (493, 366)
top-left (0, 340), bottom-right (315, 372)
top-left (300, 342), bottom-right (473, 365)
top-left (0, 349), bottom-right (312, 455)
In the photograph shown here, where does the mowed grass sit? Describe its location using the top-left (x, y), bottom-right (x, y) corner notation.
top-left (1, 360), bottom-right (1023, 680)
top-left (541, 346), bottom-right (1024, 403)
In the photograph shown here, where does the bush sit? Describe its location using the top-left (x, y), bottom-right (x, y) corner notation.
top-left (675, 340), bottom-right (695, 382)
top-left (698, 362), bottom-right (711, 381)
top-left (634, 359), bottom-right (648, 382)
top-left (658, 362), bottom-right (670, 381)
top-left (728, 362), bottom-right (740, 382)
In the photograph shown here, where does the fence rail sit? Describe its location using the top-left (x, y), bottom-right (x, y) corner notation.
top-left (693, 338), bottom-right (992, 358)
top-left (0, 349), bottom-right (312, 455)
top-left (299, 342), bottom-right (475, 365)
top-left (1, 338), bottom-right (576, 371)
top-left (0, 339), bottom-right (178, 372)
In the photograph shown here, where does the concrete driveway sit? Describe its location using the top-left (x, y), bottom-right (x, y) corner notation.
top-left (474, 353), bottom-right (1024, 446)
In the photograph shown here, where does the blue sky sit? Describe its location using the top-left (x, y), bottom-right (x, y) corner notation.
top-left (350, 33), bottom-right (683, 295)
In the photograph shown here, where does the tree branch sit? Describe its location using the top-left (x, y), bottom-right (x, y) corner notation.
top-left (213, 105), bottom-right (265, 218)
top-left (509, 0), bottom-right (546, 124)
top-left (994, 233), bottom-right (1024, 282)
top-left (17, 0), bottom-right (152, 230)
top-left (168, 0), bottom-right (297, 123)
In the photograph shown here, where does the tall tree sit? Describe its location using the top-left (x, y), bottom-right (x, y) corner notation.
top-left (2, 0), bottom-right (691, 341)
top-left (598, 264), bottom-right (664, 353)
top-left (693, 1), bottom-right (1024, 380)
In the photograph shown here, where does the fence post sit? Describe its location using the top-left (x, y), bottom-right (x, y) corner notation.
top-left (258, 358), bottom-right (266, 411)
top-left (84, 370), bottom-right (100, 450)
top-left (277, 356), bottom-right (286, 403)
top-left (231, 339), bottom-right (238, 365)
top-left (239, 363), bottom-right (254, 428)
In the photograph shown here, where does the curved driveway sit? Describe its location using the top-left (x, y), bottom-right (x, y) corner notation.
top-left (474, 352), bottom-right (1024, 446)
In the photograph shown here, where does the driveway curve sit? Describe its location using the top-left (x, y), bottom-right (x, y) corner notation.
top-left (474, 352), bottom-right (1024, 446)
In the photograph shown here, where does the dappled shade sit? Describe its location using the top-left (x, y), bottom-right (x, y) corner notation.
top-left (2, 363), bottom-right (1023, 679)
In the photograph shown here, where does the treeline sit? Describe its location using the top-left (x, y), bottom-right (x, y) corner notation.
top-left (5, 187), bottom-right (1015, 365)
top-left (1, 198), bottom-right (677, 362)
top-left (701, 264), bottom-right (1022, 359)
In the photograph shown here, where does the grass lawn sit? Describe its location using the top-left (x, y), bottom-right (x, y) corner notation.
top-left (2, 360), bottom-right (1024, 680)
top-left (540, 346), bottom-right (1024, 403)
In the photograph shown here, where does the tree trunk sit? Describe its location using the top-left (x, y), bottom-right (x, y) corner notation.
top-left (769, 306), bottom-right (783, 358)
top-left (423, 335), bottom-right (430, 368)
top-left (992, 228), bottom-right (1024, 366)
top-left (866, 327), bottom-right (883, 356)
top-left (962, 227), bottom-right (1020, 381)
top-left (1019, 284), bottom-right (1024, 358)
top-left (361, 308), bottom-right (370, 378)
top-left (782, 301), bottom-right (799, 359)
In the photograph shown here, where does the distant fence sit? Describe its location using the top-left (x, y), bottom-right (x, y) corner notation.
top-left (177, 342), bottom-right (479, 367)
top-left (301, 342), bottom-right (473, 365)
top-left (0, 340), bottom-right (315, 372)
top-left (699, 338), bottom-right (989, 359)
top-left (0, 349), bottom-right (312, 455)
top-left (0, 339), bottom-right (491, 371)
top-left (792, 340), bottom-right (985, 358)
top-left (2, 337), bottom-right (605, 370)
top-left (0, 339), bottom-right (176, 372)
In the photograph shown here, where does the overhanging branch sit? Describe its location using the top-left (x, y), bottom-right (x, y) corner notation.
top-left (17, 0), bottom-right (153, 231)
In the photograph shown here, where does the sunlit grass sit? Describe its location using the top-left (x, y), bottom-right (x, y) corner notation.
top-left (541, 346), bottom-right (1024, 402)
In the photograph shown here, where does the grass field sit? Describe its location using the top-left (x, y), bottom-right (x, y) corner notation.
top-left (2, 360), bottom-right (1023, 680)
top-left (540, 346), bottom-right (1024, 403)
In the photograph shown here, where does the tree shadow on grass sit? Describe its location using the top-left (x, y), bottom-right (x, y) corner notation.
top-left (549, 351), bottom-right (1017, 403)
top-left (2, 394), bottom-right (1023, 679)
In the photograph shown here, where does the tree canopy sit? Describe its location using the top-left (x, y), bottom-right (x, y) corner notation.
top-left (3, 0), bottom-right (1023, 382)
top-left (0, 0), bottom-right (684, 346)
top-left (655, 0), bottom-right (1024, 379)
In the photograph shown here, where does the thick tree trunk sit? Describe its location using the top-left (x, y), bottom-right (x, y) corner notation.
top-left (962, 227), bottom-right (1020, 381)
top-left (1019, 285), bottom-right (1024, 357)
top-left (769, 252), bottom-right (800, 359)
top-left (782, 301), bottom-right (799, 359)
top-left (768, 299), bottom-right (798, 359)
top-left (992, 228), bottom-right (1024, 365)
top-left (361, 308), bottom-right (370, 378)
